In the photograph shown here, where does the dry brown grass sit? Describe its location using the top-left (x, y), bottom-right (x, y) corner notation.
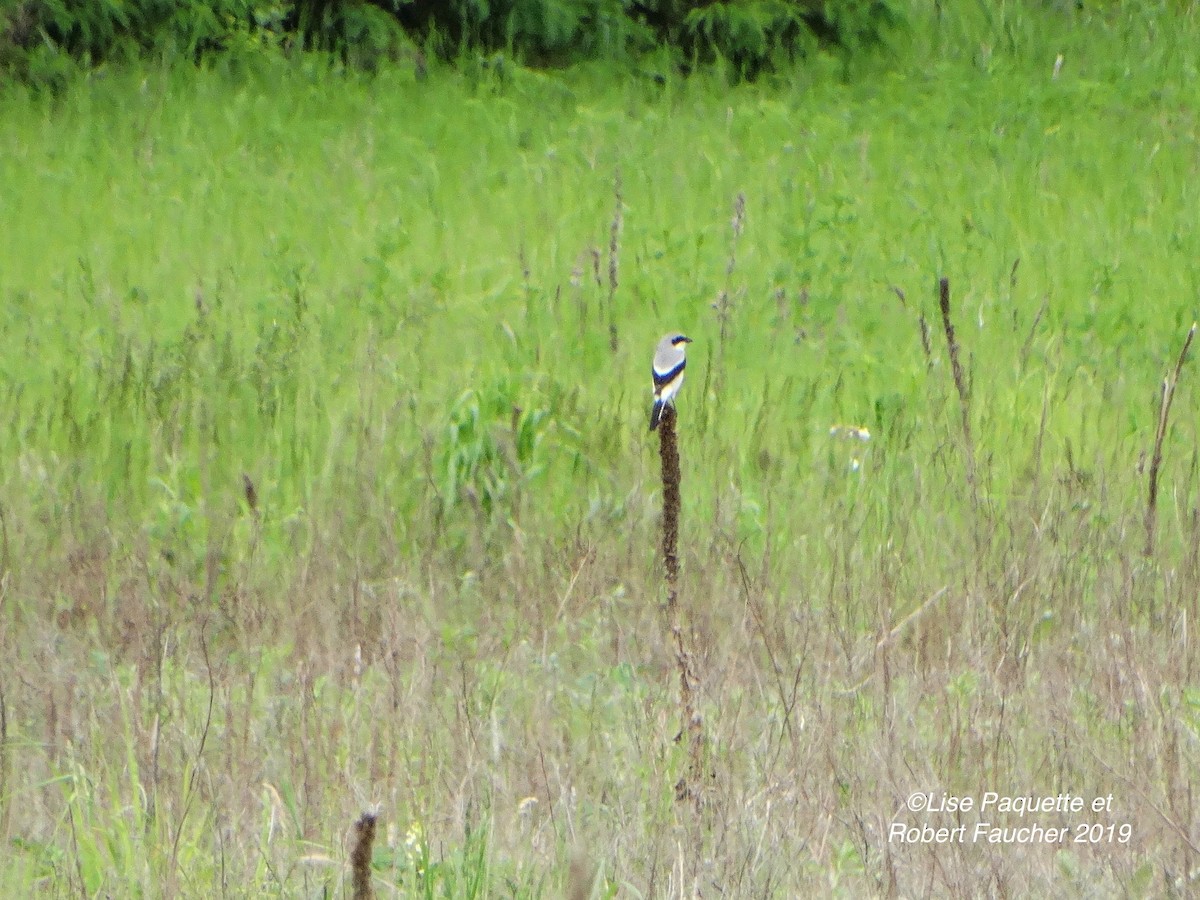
top-left (2, 447), bottom-right (1198, 896)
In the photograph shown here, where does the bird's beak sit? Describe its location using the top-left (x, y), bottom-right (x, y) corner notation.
top-left (684, 337), bottom-right (694, 343)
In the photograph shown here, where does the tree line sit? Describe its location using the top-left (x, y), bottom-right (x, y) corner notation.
top-left (0, 0), bottom-right (903, 87)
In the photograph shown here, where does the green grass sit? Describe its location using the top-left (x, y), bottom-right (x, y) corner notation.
top-left (2, 2), bottom-right (1200, 896)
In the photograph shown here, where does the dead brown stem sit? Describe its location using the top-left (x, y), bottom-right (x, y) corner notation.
top-left (938, 277), bottom-right (977, 503)
top-left (657, 405), bottom-right (704, 803)
top-left (607, 169), bottom-right (622, 353)
top-left (1145, 321), bottom-right (1197, 557)
top-left (350, 811), bottom-right (377, 900)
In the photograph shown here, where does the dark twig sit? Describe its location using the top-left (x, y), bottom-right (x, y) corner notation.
top-left (713, 193), bottom-right (745, 352)
top-left (241, 473), bottom-right (258, 516)
top-left (937, 277), bottom-right (977, 503)
top-left (918, 313), bottom-right (933, 368)
top-left (607, 169), bottom-right (622, 353)
top-left (1145, 322), bottom-right (1197, 557)
top-left (0, 501), bottom-right (9, 581)
top-left (168, 621), bottom-right (216, 893)
top-left (0, 678), bottom-right (8, 839)
top-left (1019, 295), bottom-right (1048, 370)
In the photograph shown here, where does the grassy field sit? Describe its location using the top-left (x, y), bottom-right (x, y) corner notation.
top-left (2, 2), bottom-right (1200, 896)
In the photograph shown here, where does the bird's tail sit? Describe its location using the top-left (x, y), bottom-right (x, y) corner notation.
top-left (649, 398), bottom-right (665, 431)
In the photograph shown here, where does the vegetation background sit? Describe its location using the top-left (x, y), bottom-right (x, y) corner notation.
top-left (1, 0), bottom-right (1199, 895)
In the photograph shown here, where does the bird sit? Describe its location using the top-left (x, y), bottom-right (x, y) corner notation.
top-left (649, 332), bottom-right (693, 431)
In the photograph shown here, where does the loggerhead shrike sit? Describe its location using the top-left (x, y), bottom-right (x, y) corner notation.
top-left (649, 332), bottom-right (692, 431)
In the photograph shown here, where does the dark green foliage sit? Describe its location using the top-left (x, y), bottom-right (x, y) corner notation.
top-left (683, 1), bottom-right (832, 76)
top-left (649, 0), bottom-right (902, 76)
top-left (403, 0), bottom-right (904, 73)
top-left (292, 0), bottom-right (412, 69)
top-left (0, 0), bottom-right (409, 86)
top-left (1, 0), bottom-right (285, 66)
top-left (0, 0), bottom-right (902, 85)
top-left (397, 0), bottom-right (657, 63)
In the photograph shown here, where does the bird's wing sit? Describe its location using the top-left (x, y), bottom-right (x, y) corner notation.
top-left (652, 358), bottom-right (685, 390)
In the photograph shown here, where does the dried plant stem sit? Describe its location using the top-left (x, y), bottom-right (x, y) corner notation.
top-left (607, 169), bottom-right (622, 353)
top-left (712, 193), bottom-right (745, 394)
top-left (0, 500), bottom-right (9, 580)
top-left (167, 623), bottom-right (215, 896)
top-left (937, 277), bottom-right (977, 503)
top-left (1144, 322), bottom-right (1197, 557)
top-left (0, 679), bottom-right (8, 840)
top-left (67, 805), bottom-right (87, 900)
top-left (1019, 296), bottom-right (1048, 369)
top-left (0, 503), bottom-right (9, 838)
top-left (918, 313), bottom-right (933, 367)
top-left (657, 405), bottom-right (704, 802)
top-left (350, 812), bottom-right (377, 900)
top-left (242, 473), bottom-right (258, 516)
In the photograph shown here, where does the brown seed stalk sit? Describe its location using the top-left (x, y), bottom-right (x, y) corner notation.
top-left (242, 473), bottom-right (258, 515)
top-left (656, 405), bottom-right (704, 803)
top-left (937, 277), bottom-right (977, 502)
top-left (1145, 322), bottom-right (1197, 557)
top-left (351, 812), bottom-right (377, 900)
top-left (607, 169), bottom-right (622, 353)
